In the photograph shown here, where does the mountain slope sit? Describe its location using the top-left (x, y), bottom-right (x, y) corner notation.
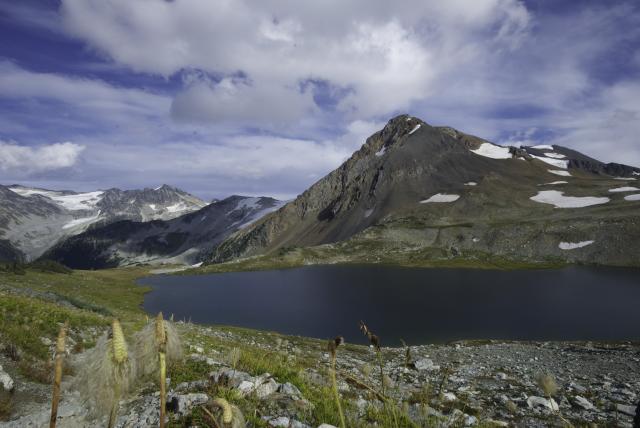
top-left (211, 115), bottom-right (640, 267)
top-left (41, 196), bottom-right (284, 269)
top-left (0, 184), bottom-right (208, 260)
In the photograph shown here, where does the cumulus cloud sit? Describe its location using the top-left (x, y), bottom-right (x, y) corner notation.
top-left (1, 0), bottom-right (639, 198)
top-left (59, 0), bottom-right (531, 123)
top-left (0, 141), bottom-right (85, 173)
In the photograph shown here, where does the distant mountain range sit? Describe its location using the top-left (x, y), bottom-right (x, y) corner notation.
top-left (211, 115), bottom-right (640, 267)
top-left (42, 195), bottom-right (284, 268)
top-left (0, 184), bottom-right (209, 261)
top-left (3, 114), bottom-right (639, 269)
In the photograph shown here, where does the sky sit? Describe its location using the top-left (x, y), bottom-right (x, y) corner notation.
top-left (0, 0), bottom-right (639, 201)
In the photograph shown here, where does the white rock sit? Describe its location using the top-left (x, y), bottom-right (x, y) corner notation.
top-left (443, 392), bottom-right (457, 402)
top-left (414, 358), bottom-right (439, 371)
top-left (255, 377), bottom-right (279, 399)
top-left (464, 415), bottom-right (478, 426)
top-left (238, 380), bottom-right (255, 396)
top-left (0, 364), bottom-right (14, 392)
top-left (264, 416), bottom-right (291, 427)
top-left (573, 395), bottom-right (594, 410)
top-left (527, 396), bottom-right (559, 411)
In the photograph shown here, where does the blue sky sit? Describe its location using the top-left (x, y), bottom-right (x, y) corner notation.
top-left (0, 0), bottom-right (639, 200)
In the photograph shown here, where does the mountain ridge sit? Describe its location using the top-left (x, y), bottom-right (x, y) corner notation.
top-left (209, 114), bottom-right (640, 267)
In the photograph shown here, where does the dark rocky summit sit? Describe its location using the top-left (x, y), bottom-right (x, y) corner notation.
top-left (211, 115), bottom-right (640, 267)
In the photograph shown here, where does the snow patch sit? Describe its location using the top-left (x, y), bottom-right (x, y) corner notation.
top-left (608, 186), bottom-right (640, 193)
top-left (166, 202), bottom-right (188, 213)
top-left (464, 182), bottom-right (477, 186)
top-left (375, 146), bottom-right (386, 157)
top-left (531, 154), bottom-right (569, 169)
top-left (62, 211), bottom-right (101, 230)
top-left (470, 143), bottom-right (511, 159)
top-left (633, 172), bottom-right (640, 176)
top-left (364, 208), bottom-right (374, 218)
top-left (10, 187), bottom-right (104, 211)
top-left (191, 262), bottom-right (203, 268)
top-left (624, 194), bottom-right (640, 201)
top-left (531, 144), bottom-right (554, 150)
top-left (548, 170), bottom-right (572, 177)
top-left (420, 194), bottom-right (460, 203)
top-left (530, 190), bottom-right (609, 208)
top-left (148, 204), bottom-right (157, 210)
top-left (234, 200), bottom-right (287, 229)
top-left (559, 241), bottom-right (594, 250)
top-left (539, 181), bottom-right (568, 186)
top-left (544, 152), bottom-right (566, 159)
top-left (614, 177), bottom-right (636, 181)
top-left (408, 124), bottom-right (421, 135)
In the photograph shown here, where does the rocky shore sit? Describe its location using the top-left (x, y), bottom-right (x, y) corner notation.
top-left (2, 321), bottom-right (639, 427)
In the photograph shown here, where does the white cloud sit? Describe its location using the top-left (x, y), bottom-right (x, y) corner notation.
top-left (59, 0), bottom-right (531, 123)
top-left (0, 141), bottom-right (85, 173)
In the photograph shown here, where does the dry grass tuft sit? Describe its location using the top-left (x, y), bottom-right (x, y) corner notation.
top-left (536, 372), bottom-right (558, 397)
top-left (74, 320), bottom-right (134, 425)
top-left (132, 314), bottom-right (183, 379)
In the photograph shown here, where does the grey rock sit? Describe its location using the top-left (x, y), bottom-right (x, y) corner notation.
top-left (167, 393), bottom-right (209, 415)
top-left (278, 382), bottom-right (302, 397)
top-left (615, 403), bottom-right (636, 417)
top-left (255, 376), bottom-right (279, 399)
top-left (0, 364), bottom-right (14, 391)
top-left (526, 396), bottom-right (559, 411)
top-left (414, 358), bottom-right (439, 371)
top-left (573, 395), bottom-right (595, 410)
top-left (210, 368), bottom-right (253, 388)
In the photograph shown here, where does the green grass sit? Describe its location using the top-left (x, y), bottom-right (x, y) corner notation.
top-left (0, 266), bottom-right (150, 381)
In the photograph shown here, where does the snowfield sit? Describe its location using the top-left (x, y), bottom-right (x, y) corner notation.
top-left (409, 124), bottom-right (421, 135)
top-left (62, 211), bottom-right (101, 230)
top-left (530, 190), bottom-right (609, 208)
top-left (608, 187), bottom-right (640, 193)
top-left (166, 202), bottom-right (188, 213)
top-left (464, 182), bottom-right (477, 186)
top-left (540, 181), bottom-right (568, 186)
top-left (543, 152), bottom-right (566, 159)
top-left (559, 241), bottom-right (594, 250)
top-left (531, 154), bottom-right (569, 169)
top-left (531, 144), bottom-right (554, 150)
top-left (10, 187), bottom-right (104, 210)
top-left (470, 143), bottom-right (511, 159)
top-left (624, 194), bottom-right (640, 201)
top-left (548, 170), bottom-right (572, 177)
top-left (420, 194), bottom-right (460, 203)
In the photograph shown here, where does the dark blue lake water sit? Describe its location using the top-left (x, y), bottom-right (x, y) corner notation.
top-left (138, 265), bottom-right (640, 345)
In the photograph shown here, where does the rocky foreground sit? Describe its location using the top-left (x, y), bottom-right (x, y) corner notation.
top-left (1, 321), bottom-right (639, 427)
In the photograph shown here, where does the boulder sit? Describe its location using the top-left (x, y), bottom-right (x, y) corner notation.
top-left (167, 393), bottom-right (209, 415)
top-left (210, 368), bottom-right (253, 388)
top-left (414, 358), bottom-right (439, 371)
top-left (0, 364), bottom-right (14, 392)
top-left (255, 377), bottom-right (279, 399)
top-left (572, 395), bottom-right (594, 410)
top-left (526, 396), bottom-right (559, 411)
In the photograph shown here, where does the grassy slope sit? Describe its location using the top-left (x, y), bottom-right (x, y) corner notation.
top-left (0, 267), bottom-right (412, 426)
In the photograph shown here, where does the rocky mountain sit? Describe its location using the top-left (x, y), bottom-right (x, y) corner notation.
top-left (41, 195), bottom-right (284, 269)
top-left (211, 115), bottom-right (640, 267)
top-left (0, 184), bottom-right (209, 261)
